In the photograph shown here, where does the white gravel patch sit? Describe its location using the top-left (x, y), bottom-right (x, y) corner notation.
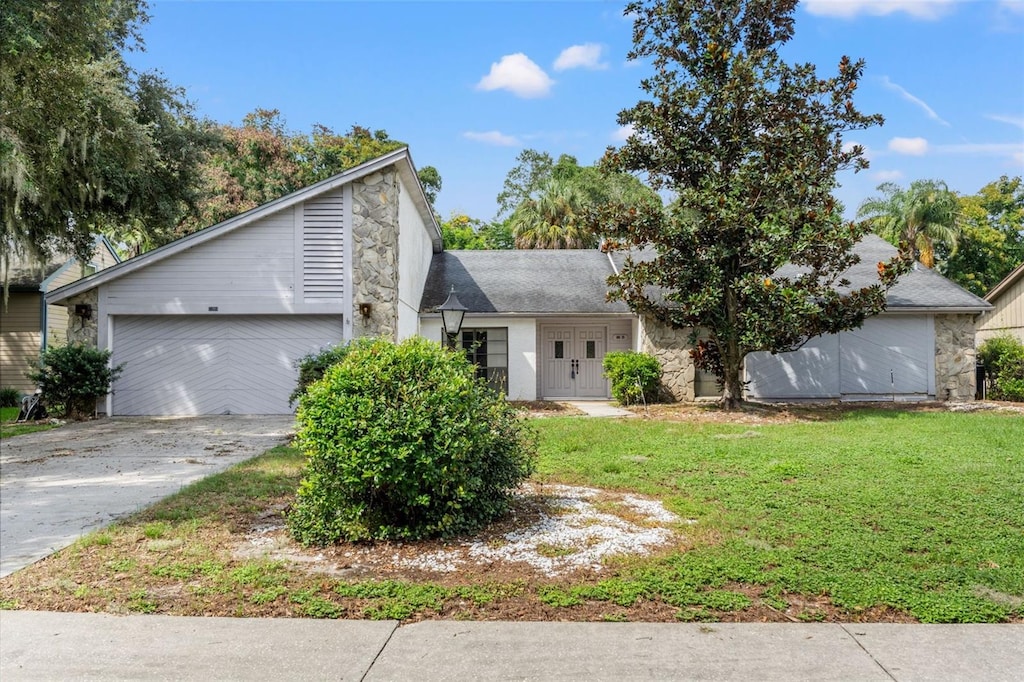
top-left (396, 484), bottom-right (684, 577)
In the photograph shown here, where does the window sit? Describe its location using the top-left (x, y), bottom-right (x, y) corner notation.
top-left (554, 340), bottom-right (564, 359)
top-left (586, 340), bottom-right (596, 359)
top-left (461, 328), bottom-right (508, 393)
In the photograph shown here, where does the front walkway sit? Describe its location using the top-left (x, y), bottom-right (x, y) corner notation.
top-left (564, 401), bottom-right (635, 417)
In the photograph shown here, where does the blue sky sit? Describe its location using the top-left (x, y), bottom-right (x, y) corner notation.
top-left (131, 0), bottom-right (1024, 223)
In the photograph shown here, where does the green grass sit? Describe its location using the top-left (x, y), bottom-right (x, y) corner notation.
top-left (0, 405), bottom-right (59, 438)
top-left (3, 408), bottom-right (1021, 623)
top-left (532, 410), bottom-right (1024, 622)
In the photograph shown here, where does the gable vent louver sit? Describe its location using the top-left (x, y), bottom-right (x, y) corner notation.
top-left (302, 191), bottom-right (345, 299)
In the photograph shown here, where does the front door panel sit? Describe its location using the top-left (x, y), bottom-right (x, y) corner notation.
top-left (541, 325), bottom-right (610, 399)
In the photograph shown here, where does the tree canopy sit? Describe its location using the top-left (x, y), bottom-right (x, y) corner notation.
top-left (440, 213), bottom-right (514, 250)
top-left (597, 0), bottom-right (909, 408)
top-left (1, 0), bottom-right (215, 268)
top-left (175, 110), bottom-right (442, 243)
top-left (499, 149), bottom-right (660, 249)
top-left (857, 179), bottom-right (960, 269)
top-left (942, 176), bottom-right (1023, 296)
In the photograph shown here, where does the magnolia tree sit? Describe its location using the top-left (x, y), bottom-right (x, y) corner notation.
top-left (597, 0), bottom-right (910, 408)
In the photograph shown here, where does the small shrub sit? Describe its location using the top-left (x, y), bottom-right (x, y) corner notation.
top-left (978, 335), bottom-right (1024, 402)
top-left (287, 336), bottom-right (537, 544)
top-left (0, 386), bottom-right (21, 408)
top-left (26, 343), bottom-right (124, 419)
top-left (289, 343), bottom-right (352, 406)
top-left (602, 351), bottom-right (662, 405)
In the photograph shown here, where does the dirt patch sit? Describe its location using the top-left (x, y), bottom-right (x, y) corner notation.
top-left (624, 400), bottom-right (1024, 424)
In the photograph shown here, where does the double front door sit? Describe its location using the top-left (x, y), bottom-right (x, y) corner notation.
top-left (541, 326), bottom-right (609, 398)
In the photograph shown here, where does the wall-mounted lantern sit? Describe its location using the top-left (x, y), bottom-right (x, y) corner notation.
top-left (437, 287), bottom-right (467, 349)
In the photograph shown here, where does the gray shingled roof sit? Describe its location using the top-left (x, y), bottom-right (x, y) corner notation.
top-left (609, 234), bottom-right (990, 312)
top-left (419, 250), bottom-right (629, 314)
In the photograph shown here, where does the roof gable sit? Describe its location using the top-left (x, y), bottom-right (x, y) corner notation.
top-left (985, 262), bottom-right (1024, 303)
top-left (47, 149), bottom-right (439, 304)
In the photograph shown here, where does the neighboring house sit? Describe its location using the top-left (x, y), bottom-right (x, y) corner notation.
top-left (975, 262), bottom-right (1024, 345)
top-left (1, 237), bottom-right (120, 393)
top-left (46, 149), bottom-right (990, 415)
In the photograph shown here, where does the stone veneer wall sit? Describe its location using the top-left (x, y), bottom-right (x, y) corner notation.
top-left (63, 290), bottom-right (99, 346)
top-left (934, 313), bottom-right (978, 401)
top-left (350, 170), bottom-right (400, 340)
top-left (639, 316), bottom-right (696, 402)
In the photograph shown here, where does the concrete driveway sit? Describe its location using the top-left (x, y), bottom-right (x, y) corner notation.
top-left (0, 416), bottom-right (295, 578)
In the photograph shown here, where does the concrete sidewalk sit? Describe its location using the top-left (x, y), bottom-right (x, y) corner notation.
top-left (2, 611), bottom-right (1022, 681)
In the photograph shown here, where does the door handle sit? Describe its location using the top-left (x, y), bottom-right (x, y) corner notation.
top-left (570, 358), bottom-right (578, 379)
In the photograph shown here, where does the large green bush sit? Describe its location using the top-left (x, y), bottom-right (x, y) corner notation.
top-left (289, 343), bottom-right (352, 405)
top-left (978, 335), bottom-right (1024, 402)
top-left (602, 351), bottom-right (662, 405)
top-left (288, 336), bottom-right (537, 545)
top-left (26, 343), bottom-right (124, 419)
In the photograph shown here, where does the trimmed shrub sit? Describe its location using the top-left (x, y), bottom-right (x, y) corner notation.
top-left (978, 335), bottom-right (1024, 402)
top-left (0, 386), bottom-right (21, 408)
top-left (289, 343), bottom-right (352, 406)
top-left (288, 336), bottom-right (537, 545)
top-left (26, 344), bottom-right (124, 419)
top-left (602, 351), bottom-right (662, 405)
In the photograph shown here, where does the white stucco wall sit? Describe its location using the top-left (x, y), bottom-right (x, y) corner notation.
top-left (397, 175), bottom-right (434, 340)
top-left (419, 314), bottom-right (538, 401)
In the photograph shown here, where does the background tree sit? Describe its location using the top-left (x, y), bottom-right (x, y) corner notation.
top-left (440, 213), bottom-right (514, 250)
top-left (857, 179), bottom-right (960, 269)
top-left (498, 149), bottom-right (660, 249)
top-left (940, 176), bottom-right (1023, 295)
top-left (1, 0), bottom-right (215, 268)
top-left (597, 0), bottom-right (909, 408)
top-left (177, 112), bottom-right (443, 242)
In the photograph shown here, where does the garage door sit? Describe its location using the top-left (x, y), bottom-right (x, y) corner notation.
top-left (745, 316), bottom-right (933, 401)
top-left (111, 315), bottom-right (343, 415)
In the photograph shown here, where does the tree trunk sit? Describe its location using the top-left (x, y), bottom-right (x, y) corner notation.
top-left (720, 353), bottom-right (744, 410)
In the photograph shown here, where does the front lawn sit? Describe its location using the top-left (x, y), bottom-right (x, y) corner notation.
top-left (0, 405), bottom-right (59, 438)
top-left (1, 407), bottom-right (1021, 623)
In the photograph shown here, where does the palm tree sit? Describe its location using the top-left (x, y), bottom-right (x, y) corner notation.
top-left (510, 178), bottom-right (597, 249)
top-left (857, 179), bottom-right (960, 268)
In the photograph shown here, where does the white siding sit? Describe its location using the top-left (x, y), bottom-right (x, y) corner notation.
top-left (103, 210), bottom-right (311, 315)
top-left (301, 189), bottom-right (345, 300)
top-left (419, 315), bottom-right (538, 401)
top-left (397, 175), bottom-right (434, 340)
top-left (111, 315), bottom-right (343, 415)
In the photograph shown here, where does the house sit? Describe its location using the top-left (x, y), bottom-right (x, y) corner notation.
top-left (46, 149), bottom-right (990, 415)
top-left (975, 262), bottom-right (1024, 345)
top-left (1, 237), bottom-right (120, 394)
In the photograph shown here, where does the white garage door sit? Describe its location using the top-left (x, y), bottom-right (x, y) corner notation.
top-left (745, 316), bottom-right (933, 401)
top-left (111, 315), bottom-right (343, 415)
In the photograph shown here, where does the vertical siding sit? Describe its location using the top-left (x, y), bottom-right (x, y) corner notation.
top-left (0, 294), bottom-right (41, 393)
top-left (977, 275), bottom-right (1024, 343)
top-left (302, 189), bottom-right (345, 300)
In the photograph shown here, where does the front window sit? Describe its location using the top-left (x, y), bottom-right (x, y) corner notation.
top-left (461, 328), bottom-right (508, 394)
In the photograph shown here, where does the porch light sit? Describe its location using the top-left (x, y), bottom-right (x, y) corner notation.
top-left (438, 286), bottom-right (467, 347)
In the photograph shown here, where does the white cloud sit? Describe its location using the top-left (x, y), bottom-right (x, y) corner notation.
top-left (1000, 0), bottom-right (1024, 15)
top-left (874, 169), bottom-right (905, 182)
top-left (462, 131), bottom-right (520, 147)
top-left (476, 54), bottom-right (554, 98)
top-left (934, 142), bottom-right (1023, 157)
top-left (612, 124), bottom-right (635, 142)
top-left (986, 114), bottom-right (1024, 130)
top-left (802, 1), bottom-right (960, 20)
top-left (553, 43), bottom-right (608, 71)
top-left (880, 76), bottom-right (950, 126)
top-left (888, 137), bottom-right (930, 155)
